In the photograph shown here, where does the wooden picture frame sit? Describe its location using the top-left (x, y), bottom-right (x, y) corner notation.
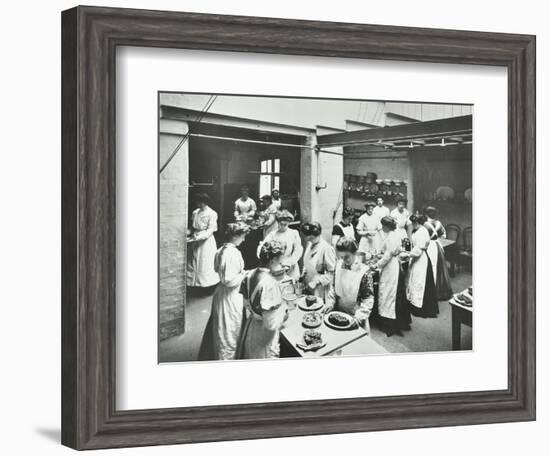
top-left (61, 5), bottom-right (536, 450)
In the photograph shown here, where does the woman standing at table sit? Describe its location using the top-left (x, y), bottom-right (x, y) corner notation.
top-left (356, 201), bottom-right (382, 256)
top-left (271, 188), bottom-right (282, 210)
top-left (237, 240), bottom-right (288, 359)
top-left (406, 214), bottom-right (439, 317)
top-left (186, 193), bottom-right (219, 288)
top-left (258, 210), bottom-right (303, 281)
top-left (374, 216), bottom-right (411, 336)
top-left (234, 185), bottom-right (257, 221)
top-left (331, 207), bottom-right (356, 247)
top-left (424, 206), bottom-right (453, 300)
top-left (300, 222), bottom-right (337, 308)
top-left (325, 237), bottom-right (375, 333)
top-left (210, 223), bottom-right (249, 360)
top-left (390, 197), bottom-right (411, 241)
top-left (259, 194), bottom-right (278, 239)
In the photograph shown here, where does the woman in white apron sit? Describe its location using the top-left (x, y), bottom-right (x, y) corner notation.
top-left (259, 194), bottom-right (279, 239)
top-left (356, 201), bottom-right (382, 256)
top-left (271, 188), bottom-right (282, 210)
top-left (210, 223), bottom-right (249, 360)
top-left (233, 185), bottom-right (257, 221)
top-left (326, 237), bottom-right (375, 333)
top-left (422, 207), bottom-right (439, 285)
top-left (331, 207), bottom-right (356, 247)
top-left (374, 216), bottom-right (411, 336)
top-left (390, 197), bottom-right (411, 241)
top-left (257, 210), bottom-right (303, 281)
top-left (425, 206), bottom-right (453, 301)
top-left (186, 193), bottom-right (219, 288)
top-left (406, 214), bottom-right (439, 318)
top-left (237, 240), bottom-right (288, 359)
top-left (300, 222), bottom-right (337, 308)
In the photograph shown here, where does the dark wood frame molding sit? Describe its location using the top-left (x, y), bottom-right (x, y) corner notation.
top-left (61, 6), bottom-right (536, 450)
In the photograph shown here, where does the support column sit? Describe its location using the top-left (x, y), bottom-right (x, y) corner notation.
top-left (159, 121), bottom-right (189, 340)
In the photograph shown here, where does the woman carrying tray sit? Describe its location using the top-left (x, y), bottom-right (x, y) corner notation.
top-left (325, 237), bottom-right (376, 333)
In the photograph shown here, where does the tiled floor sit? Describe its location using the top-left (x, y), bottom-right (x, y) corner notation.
top-left (159, 271), bottom-right (473, 363)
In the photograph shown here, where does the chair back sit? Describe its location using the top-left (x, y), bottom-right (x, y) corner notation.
top-left (462, 226), bottom-right (473, 251)
top-left (445, 223), bottom-right (461, 242)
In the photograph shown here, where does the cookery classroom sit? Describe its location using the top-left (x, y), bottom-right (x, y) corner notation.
top-left (158, 93), bottom-right (473, 362)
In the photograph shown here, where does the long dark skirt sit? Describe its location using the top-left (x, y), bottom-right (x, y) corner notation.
top-left (374, 268), bottom-right (412, 336)
top-left (436, 242), bottom-right (453, 300)
top-left (410, 256), bottom-right (439, 318)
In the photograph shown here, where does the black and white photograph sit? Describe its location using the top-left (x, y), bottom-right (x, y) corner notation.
top-left (158, 93), bottom-right (473, 362)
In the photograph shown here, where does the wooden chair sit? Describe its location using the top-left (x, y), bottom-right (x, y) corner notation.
top-left (457, 226), bottom-right (472, 272)
top-left (444, 224), bottom-right (461, 277)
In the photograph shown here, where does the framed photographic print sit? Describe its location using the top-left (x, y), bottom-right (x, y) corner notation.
top-left (61, 5), bottom-right (536, 450)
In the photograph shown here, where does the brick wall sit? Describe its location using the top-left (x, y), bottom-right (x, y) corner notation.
top-left (159, 124), bottom-right (189, 341)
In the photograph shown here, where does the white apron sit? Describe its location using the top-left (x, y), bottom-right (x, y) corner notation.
top-left (338, 222), bottom-right (355, 239)
top-left (186, 207), bottom-right (219, 287)
top-left (390, 208), bottom-right (410, 241)
top-left (357, 213), bottom-right (381, 255)
top-left (302, 239), bottom-right (336, 307)
top-left (332, 222), bottom-right (356, 248)
top-left (406, 227), bottom-right (430, 308)
top-left (211, 244), bottom-right (245, 360)
top-left (425, 221), bottom-right (439, 283)
top-left (377, 231), bottom-right (402, 319)
top-left (334, 261), bottom-right (367, 315)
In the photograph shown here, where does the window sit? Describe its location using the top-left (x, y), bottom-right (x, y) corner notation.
top-left (259, 158), bottom-right (280, 197)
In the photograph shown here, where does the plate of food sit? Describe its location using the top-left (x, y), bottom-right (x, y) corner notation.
top-left (324, 311), bottom-right (355, 330)
top-left (296, 329), bottom-right (326, 352)
top-left (302, 312), bottom-right (323, 328)
top-left (298, 295), bottom-right (324, 311)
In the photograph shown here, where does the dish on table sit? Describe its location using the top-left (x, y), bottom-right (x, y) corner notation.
top-left (324, 311), bottom-right (354, 330)
top-left (296, 329), bottom-right (326, 352)
top-left (453, 291), bottom-right (472, 306)
top-left (302, 312), bottom-right (323, 328)
top-left (298, 296), bottom-right (324, 311)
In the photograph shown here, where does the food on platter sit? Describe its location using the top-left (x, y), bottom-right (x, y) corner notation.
top-left (305, 295), bottom-right (318, 307)
top-left (303, 329), bottom-right (322, 345)
top-left (302, 312), bottom-right (323, 328)
top-left (298, 297), bottom-right (324, 311)
top-left (324, 311), bottom-right (354, 330)
top-left (329, 312), bottom-right (350, 326)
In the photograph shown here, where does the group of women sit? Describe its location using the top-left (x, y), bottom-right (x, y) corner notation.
top-left (186, 192), bottom-right (453, 361)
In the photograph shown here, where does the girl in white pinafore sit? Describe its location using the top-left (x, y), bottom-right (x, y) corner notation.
top-left (406, 214), bottom-right (439, 318)
top-left (186, 194), bottom-right (219, 288)
top-left (331, 207), bottom-right (356, 247)
top-left (375, 216), bottom-right (411, 335)
top-left (300, 222), bottom-right (337, 308)
top-left (257, 210), bottom-right (303, 281)
top-left (211, 223), bottom-right (249, 360)
top-left (327, 237), bottom-right (375, 333)
top-left (237, 240), bottom-right (288, 359)
top-left (356, 201), bottom-right (382, 256)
